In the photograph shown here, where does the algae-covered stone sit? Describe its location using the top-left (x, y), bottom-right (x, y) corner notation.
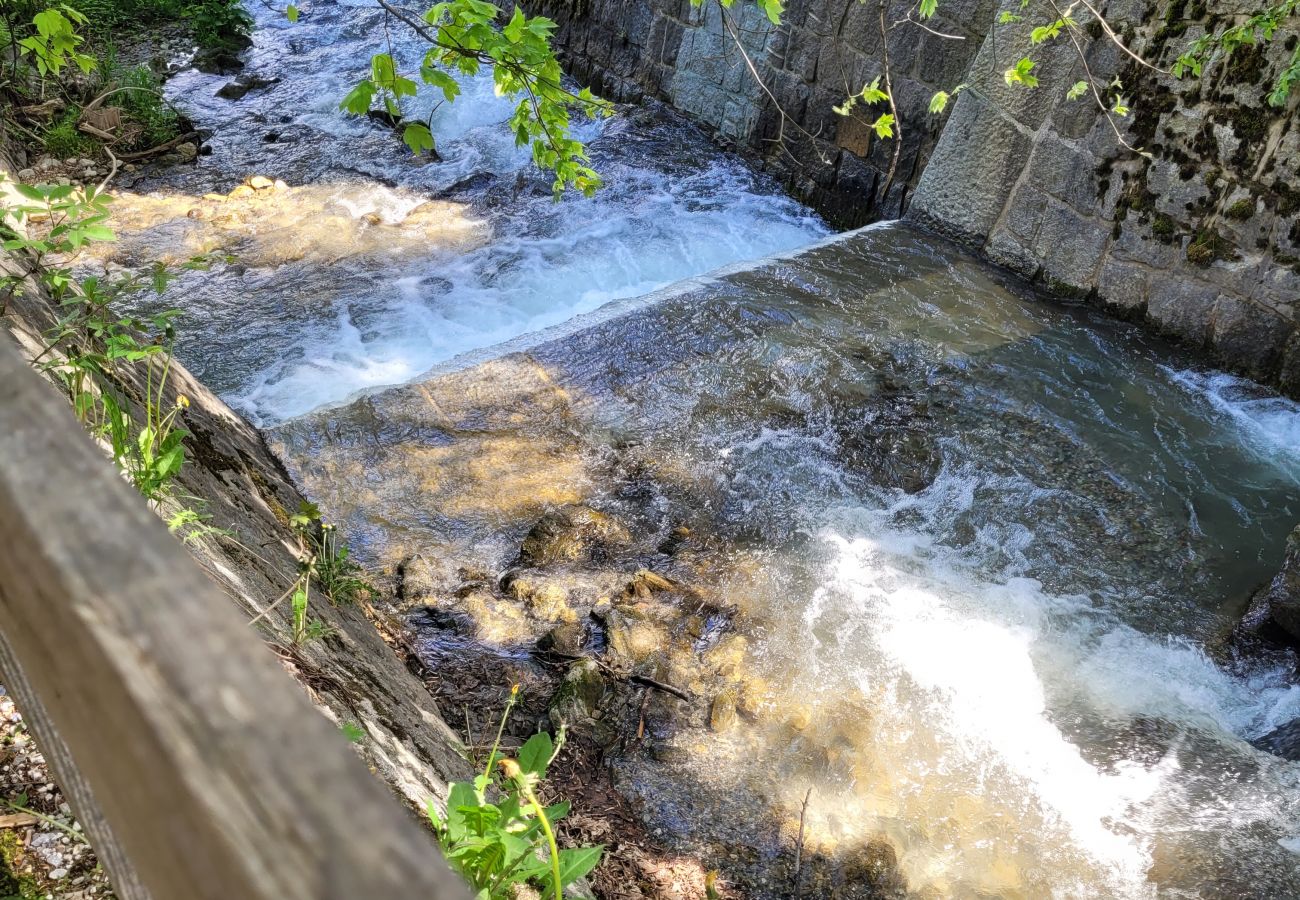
top-left (538, 620), bottom-right (585, 656)
top-left (548, 658), bottom-right (607, 730)
top-left (710, 690), bottom-right (738, 732)
top-left (519, 504), bottom-right (633, 567)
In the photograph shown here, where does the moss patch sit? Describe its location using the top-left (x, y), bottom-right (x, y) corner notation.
top-left (1225, 198), bottom-right (1256, 220)
top-left (0, 831), bottom-right (40, 900)
top-left (1152, 213), bottom-right (1179, 242)
top-left (1187, 229), bottom-right (1237, 267)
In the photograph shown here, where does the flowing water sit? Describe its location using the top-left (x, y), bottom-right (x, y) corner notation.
top-left (112, 1), bottom-right (1300, 895)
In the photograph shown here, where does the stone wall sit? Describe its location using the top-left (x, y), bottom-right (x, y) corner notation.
top-left (909, 0), bottom-right (1300, 396)
top-left (538, 0), bottom-right (1300, 397)
top-left (529, 0), bottom-right (996, 225)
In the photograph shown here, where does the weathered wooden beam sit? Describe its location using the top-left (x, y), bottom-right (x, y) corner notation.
top-left (0, 340), bottom-right (470, 899)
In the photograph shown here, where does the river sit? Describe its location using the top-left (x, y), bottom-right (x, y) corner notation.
top-left (112, 0), bottom-right (1300, 895)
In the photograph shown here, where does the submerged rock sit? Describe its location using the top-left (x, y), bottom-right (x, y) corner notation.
top-left (215, 73), bottom-right (279, 100)
top-left (709, 691), bottom-right (738, 732)
top-left (1251, 719), bottom-right (1300, 760)
top-left (1242, 525), bottom-right (1300, 646)
top-left (549, 658), bottom-right (607, 731)
top-left (538, 620), bottom-right (586, 656)
top-left (518, 504), bottom-right (633, 567)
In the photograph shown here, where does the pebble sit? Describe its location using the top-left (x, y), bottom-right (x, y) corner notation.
top-left (18, 168), bottom-right (35, 180)
top-left (48, 868), bottom-right (68, 880)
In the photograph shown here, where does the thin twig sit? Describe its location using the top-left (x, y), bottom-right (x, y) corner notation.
top-left (1044, 0), bottom-right (1147, 156)
top-left (1073, 0), bottom-right (1167, 73)
top-left (247, 578), bottom-right (302, 627)
top-left (96, 146), bottom-right (119, 194)
top-left (878, 0), bottom-right (903, 208)
top-left (892, 14), bottom-right (967, 38)
top-left (793, 787), bottom-right (812, 899)
top-left (718, 5), bottom-right (833, 166)
top-left (627, 673), bottom-right (690, 701)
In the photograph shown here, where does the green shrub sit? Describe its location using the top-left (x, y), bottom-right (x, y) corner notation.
top-left (430, 689), bottom-right (604, 899)
top-left (113, 64), bottom-right (181, 149)
top-left (43, 108), bottom-right (97, 158)
top-left (184, 0), bottom-right (251, 49)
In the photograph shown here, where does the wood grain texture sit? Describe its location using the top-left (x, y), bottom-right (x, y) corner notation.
top-left (0, 340), bottom-right (470, 899)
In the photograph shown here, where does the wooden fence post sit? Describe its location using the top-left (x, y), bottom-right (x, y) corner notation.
top-left (0, 340), bottom-right (471, 899)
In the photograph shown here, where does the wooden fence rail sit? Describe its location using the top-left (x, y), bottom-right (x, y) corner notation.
top-left (0, 339), bottom-right (471, 899)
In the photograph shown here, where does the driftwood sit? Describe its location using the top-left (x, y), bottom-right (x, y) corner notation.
top-left (0, 812), bottom-right (40, 829)
top-left (0, 340), bottom-right (471, 900)
top-left (116, 130), bottom-right (200, 161)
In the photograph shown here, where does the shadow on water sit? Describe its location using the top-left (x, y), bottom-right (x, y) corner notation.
top-left (271, 222), bottom-right (1300, 897)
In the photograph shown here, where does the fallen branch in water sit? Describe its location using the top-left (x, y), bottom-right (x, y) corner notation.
top-left (532, 648), bottom-right (692, 701)
top-left (627, 673), bottom-right (690, 702)
top-left (792, 787), bottom-right (812, 899)
top-left (117, 131), bottom-right (200, 162)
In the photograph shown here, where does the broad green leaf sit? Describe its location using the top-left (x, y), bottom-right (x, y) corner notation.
top-left (860, 76), bottom-right (888, 104)
top-left (518, 732), bottom-right (553, 778)
top-left (1004, 57), bottom-right (1038, 88)
top-left (504, 6), bottom-right (526, 41)
top-left (403, 122), bottom-right (436, 155)
top-left (928, 90), bottom-right (949, 113)
top-left (556, 845), bottom-right (604, 886)
top-left (1066, 80), bottom-right (1089, 100)
top-left (919, 0), bottom-right (937, 18)
top-left (371, 53), bottom-right (396, 86)
top-left (871, 113), bottom-right (895, 139)
top-left (339, 80), bottom-right (376, 114)
top-left (286, 3), bottom-right (299, 21)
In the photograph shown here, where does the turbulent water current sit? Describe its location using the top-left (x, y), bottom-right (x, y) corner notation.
top-left (110, 0), bottom-right (1300, 895)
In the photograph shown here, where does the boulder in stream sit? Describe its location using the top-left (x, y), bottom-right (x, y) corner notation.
top-left (1242, 525), bottom-right (1300, 646)
top-left (518, 504), bottom-right (633, 567)
top-left (1251, 719), bottom-right (1300, 761)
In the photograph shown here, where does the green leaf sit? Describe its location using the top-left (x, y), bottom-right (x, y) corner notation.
top-left (928, 90), bottom-right (949, 113)
top-left (286, 3), bottom-right (299, 21)
top-left (871, 113), bottom-right (895, 139)
top-left (758, 0), bottom-right (784, 24)
top-left (919, 0), bottom-right (937, 18)
top-left (444, 781), bottom-right (480, 842)
top-left (402, 123), bottom-right (436, 155)
top-left (556, 845), bottom-right (604, 886)
top-left (79, 224), bottom-right (116, 242)
top-left (518, 732), bottom-right (553, 778)
top-left (1004, 57), bottom-right (1039, 88)
top-left (339, 80), bottom-right (375, 114)
top-left (371, 53), bottom-right (396, 86)
top-left (1066, 80), bottom-right (1089, 100)
top-left (860, 76), bottom-right (888, 104)
top-left (504, 6), bottom-right (526, 41)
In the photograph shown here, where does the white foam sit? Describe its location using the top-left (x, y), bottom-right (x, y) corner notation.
top-left (1168, 368), bottom-right (1300, 467)
top-left (237, 152), bottom-right (826, 424)
top-left (799, 464), bottom-right (1300, 895)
